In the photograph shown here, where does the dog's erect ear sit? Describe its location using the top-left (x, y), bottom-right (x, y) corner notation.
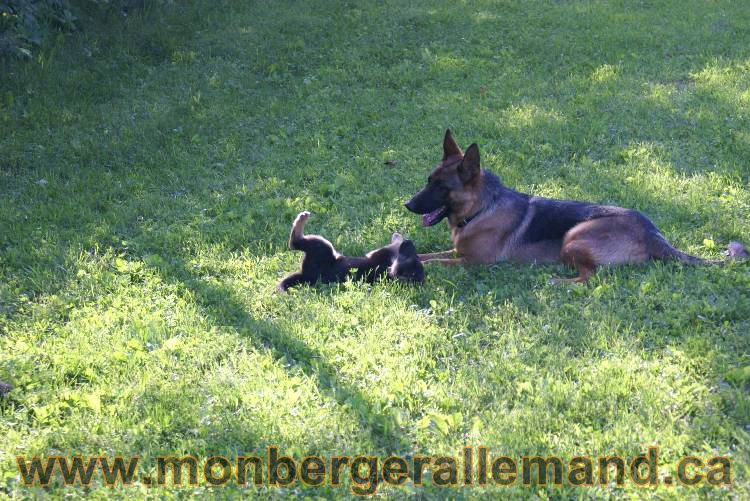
top-left (458, 143), bottom-right (480, 183)
top-left (398, 240), bottom-right (417, 257)
top-left (443, 129), bottom-right (462, 159)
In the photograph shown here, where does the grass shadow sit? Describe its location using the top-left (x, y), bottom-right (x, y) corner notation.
top-left (147, 254), bottom-right (411, 453)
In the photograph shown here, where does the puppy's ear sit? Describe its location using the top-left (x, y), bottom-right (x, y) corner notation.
top-left (398, 240), bottom-right (417, 257)
top-left (458, 143), bottom-right (480, 183)
top-left (391, 232), bottom-right (404, 244)
top-left (443, 129), bottom-right (462, 159)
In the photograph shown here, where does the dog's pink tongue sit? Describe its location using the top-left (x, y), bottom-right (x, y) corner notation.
top-left (421, 208), bottom-right (442, 226)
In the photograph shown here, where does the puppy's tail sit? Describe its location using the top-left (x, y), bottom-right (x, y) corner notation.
top-left (277, 273), bottom-right (307, 292)
top-left (651, 234), bottom-right (748, 265)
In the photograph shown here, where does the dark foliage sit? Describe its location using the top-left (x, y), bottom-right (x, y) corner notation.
top-left (0, 0), bottom-right (150, 58)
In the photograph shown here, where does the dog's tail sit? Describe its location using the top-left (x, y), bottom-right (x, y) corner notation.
top-left (650, 234), bottom-right (748, 265)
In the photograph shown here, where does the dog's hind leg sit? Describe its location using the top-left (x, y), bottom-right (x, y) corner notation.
top-left (551, 215), bottom-right (651, 284)
top-left (288, 211), bottom-right (311, 250)
top-left (550, 240), bottom-right (598, 284)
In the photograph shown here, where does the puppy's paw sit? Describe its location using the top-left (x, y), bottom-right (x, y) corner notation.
top-left (391, 232), bottom-right (403, 243)
top-left (295, 211), bottom-right (311, 223)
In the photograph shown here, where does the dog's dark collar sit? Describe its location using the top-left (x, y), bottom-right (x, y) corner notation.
top-left (456, 208), bottom-right (484, 228)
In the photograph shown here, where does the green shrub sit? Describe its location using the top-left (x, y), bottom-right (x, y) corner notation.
top-left (0, 0), bottom-right (77, 58)
top-left (0, 0), bottom-right (151, 58)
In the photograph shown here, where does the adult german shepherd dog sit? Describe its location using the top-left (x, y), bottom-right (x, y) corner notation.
top-left (405, 130), bottom-right (747, 283)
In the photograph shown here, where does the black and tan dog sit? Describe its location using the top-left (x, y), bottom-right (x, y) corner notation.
top-left (405, 129), bottom-right (747, 283)
top-left (278, 211), bottom-right (424, 291)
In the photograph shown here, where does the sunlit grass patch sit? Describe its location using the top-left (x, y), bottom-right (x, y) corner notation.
top-left (1, 0), bottom-right (749, 498)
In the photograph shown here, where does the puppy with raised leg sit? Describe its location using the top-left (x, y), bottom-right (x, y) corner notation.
top-left (278, 211), bottom-right (424, 291)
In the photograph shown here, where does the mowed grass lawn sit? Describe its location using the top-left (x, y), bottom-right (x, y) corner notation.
top-left (2, 0), bottom-right (750, 498)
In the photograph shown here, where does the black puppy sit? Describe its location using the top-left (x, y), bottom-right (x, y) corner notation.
top-left (278, 211), bottom-right (424, 291)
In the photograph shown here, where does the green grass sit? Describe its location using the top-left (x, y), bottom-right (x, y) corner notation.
top-left (1, 0), bottom-right (749, 498)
